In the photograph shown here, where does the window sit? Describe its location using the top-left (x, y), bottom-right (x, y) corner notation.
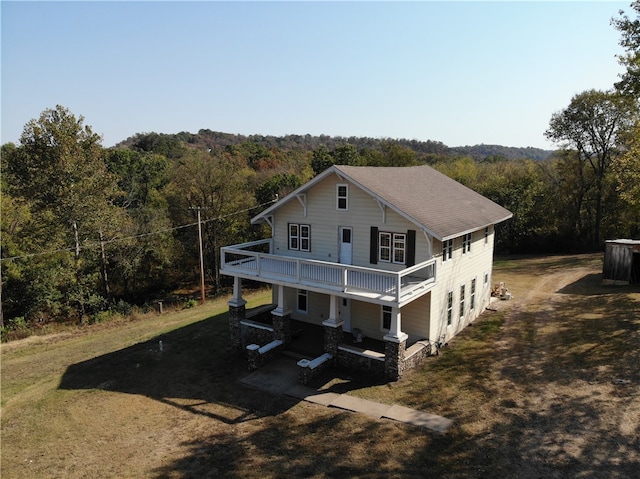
top-left (484, 227), bottom-right (490, 244)
top-left (382, 305), bottom-right (392, 331)
top-left (446, 291), bottom-right (453, 326)
top-left (289, 223), bottom-right (310, 251)
top-left (470, 278), bottom-right (476, 311)
top-left (460, 284), bottom-right (465, 318)
top-left (393, 234), bottom-right (406, 263)
top-left (484, 272), bottom-right (489, 286)
top-left (336, 184), bottom-right (348, 210)
top-left (297, 289), bottom-right (308, 313)
top-left (462, 233), bottom-right (472, 254)
top-left (442, 239), bottom-right (453, 262)
top-left (379, 232), bottom-right (406, 264)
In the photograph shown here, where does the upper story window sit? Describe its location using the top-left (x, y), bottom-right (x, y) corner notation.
top-left (484, 227), bottom-right (490, 244)
top-left (442, 239), bottom-right (453, 262)
top-left (289, 223), bottom-right (310, 252)
top-left (462, 233), bottom-right (472, 254)
top-left (379, 232), bottom-right (406, 264)
top-left (336, 184), bottom-right (348, 210)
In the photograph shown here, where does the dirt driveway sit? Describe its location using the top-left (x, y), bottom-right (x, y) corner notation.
top-left (482, 255), bottom-right (640, 478)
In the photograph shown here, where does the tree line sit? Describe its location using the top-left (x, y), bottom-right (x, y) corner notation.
top-left (1, 2), bottom-right (638, 333)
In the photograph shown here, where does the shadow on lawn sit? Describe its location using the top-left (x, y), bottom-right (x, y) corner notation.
top-left (558, 272), bottom-right (640, 296)
top-left (58, 312), bottom-right (301, 424)
top-left (57, 272), bottom-right (640, 478)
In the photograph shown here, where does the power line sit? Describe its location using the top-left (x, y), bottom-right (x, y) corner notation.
top-left (0, 198), bottom-right (276, 263)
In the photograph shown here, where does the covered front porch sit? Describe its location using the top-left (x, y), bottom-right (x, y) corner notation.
top-left (229, 280), bottom-right (432, 381)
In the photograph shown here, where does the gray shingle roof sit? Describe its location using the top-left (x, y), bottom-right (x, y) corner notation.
top-left (334, 164), bottom-right (512, 240)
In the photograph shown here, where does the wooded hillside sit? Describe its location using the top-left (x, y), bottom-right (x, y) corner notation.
top-left (1, 2), bottom-right (638, 331)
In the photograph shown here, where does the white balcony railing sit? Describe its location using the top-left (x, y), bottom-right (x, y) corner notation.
top-left (221, 239), bottom-right (436, 303)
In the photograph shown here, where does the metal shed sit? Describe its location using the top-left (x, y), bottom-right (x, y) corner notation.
top-left (602, 239), bottom-right (640, 285)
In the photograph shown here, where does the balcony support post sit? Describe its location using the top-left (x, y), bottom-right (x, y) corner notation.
top-left (272, 285), bottom-right (291, 344)
top-left (322, 295), bottom-right (344, 356)
top-left (228, 277), bottom-right (247, 350)
top-left (384, 306), bottom-right (408, 380)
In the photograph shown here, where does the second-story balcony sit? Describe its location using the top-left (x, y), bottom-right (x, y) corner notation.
top-left (221, 239), bottom-right (436, 306)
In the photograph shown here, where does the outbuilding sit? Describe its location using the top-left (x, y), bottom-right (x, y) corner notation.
top-left (602, 239), bottom-right (640, 285)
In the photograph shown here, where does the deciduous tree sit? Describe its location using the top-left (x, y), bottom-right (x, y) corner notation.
top-left (612, 1), bottom-right (640, 97)
top-left (545, 90), bottom-right (637, 247)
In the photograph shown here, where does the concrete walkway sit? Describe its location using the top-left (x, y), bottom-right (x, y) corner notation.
top-left (239, 358), bottom-right (452, 433)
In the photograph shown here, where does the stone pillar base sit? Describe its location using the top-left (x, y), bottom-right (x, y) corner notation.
top-left (323, 320), bottom-right (344, 356)
top-left (272, 311), bottom-right (292, 344)
top-left (228, 302), bottom-right (246, 350)
top-left (384, 335), bottom-right (407, 381)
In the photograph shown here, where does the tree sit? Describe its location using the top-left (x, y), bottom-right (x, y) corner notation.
top-left (6, 106), bottom-right (125, 322)
top-left (545, 90), bottom-right (637, 248)
top-left (612, 1), bottom-right (640, 97)
top-left (103, 149), bottom-right (175, 298)
top-left (612, 120), bottom-right (640, 237)
top-left (255, 173), bottom-right (302, 206)
top-left (311, 146), bottom-right (334, 175)
top-left (167, 150), bottom-right (255, 292)
top-left (380, 141), bottom-right (418, 167)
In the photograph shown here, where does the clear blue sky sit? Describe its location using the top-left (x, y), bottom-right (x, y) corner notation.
top-left (1, 1), bottom-right (629, 150)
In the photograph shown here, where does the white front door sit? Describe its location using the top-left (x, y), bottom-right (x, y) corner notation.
top-left (339, 227), bottom-right (353, 265)
top-left (340, 297), bottom-right (351, 332)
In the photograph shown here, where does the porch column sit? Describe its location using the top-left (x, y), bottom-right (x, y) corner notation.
top-left (228, 277), bottom-right (247, 350)
top-left (383, 307), bottom-right (407, 343)
top-left (272, 285), bottom-right (291, 344)
top-left (322, 295), bottom-right (344, 356)
top-left (384, 307), bottom-right (408, 381)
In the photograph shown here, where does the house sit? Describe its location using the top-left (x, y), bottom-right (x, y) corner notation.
top-left (221, 164), bottom-right (512, 380)
top-left (602, 239), bottom-right (640, 285)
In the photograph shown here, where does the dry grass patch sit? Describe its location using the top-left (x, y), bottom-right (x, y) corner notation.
top-left (2, 256), bottom-right (639, 479)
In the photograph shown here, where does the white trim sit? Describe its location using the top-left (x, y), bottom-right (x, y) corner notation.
top-left (446, 290), bottom-right (454, 327)
top-left (376, 199), bottom-right (387, 223)
top-left (470, 277), bottom-right (477, 311)
top-left (296, 194), bottom-right (307, 217)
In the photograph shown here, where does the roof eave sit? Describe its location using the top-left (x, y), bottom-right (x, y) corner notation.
top-left (250, 166), bottom-right (340, 224)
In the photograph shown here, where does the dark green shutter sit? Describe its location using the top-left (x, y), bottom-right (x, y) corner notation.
top-left (406, 230), bottom-right (416, 266)
top-left (370, 226), bottom-right (378, 264)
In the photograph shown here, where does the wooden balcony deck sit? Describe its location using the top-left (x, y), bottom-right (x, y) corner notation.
top-left (221, 239), bottom-right (436, 306)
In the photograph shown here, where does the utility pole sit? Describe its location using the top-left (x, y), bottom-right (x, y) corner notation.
top-left (191, 207), bottom-right (206, 305)
top-left (99, 230), bottom-right (110, 298)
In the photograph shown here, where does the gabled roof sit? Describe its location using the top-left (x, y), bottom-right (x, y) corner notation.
top-left (252, 164), bottom-right (512, 241)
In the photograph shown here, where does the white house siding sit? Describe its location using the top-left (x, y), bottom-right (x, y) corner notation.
top-left (350, 300), bottom-right (381, 340)
top-left (271, 172), bottom-right (434, 270)
top-left (284, 286), bottom-right (330, 326)
top-left (401, 293), bottom-right (431, 343)
top-left (263, 173), bottom-right (499, 345)
top-left (430, 228), bottom-right (495, 342)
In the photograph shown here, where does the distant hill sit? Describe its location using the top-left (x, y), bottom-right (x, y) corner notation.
top-left (450, 144), bottom-right (553, 161)
top-left (117, 130), bottom-right (554, 162)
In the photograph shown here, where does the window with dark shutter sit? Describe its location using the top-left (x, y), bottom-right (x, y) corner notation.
top-left (406, 230), bottom-right (416, 267)
top-left (370, 226), bottom-right (378, 264)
